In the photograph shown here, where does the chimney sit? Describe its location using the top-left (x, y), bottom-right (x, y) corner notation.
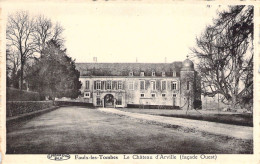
top-left (136, 57), bottom-right (138, 63)
top-left (93, 57), bottom-right (97, 63)
top-left (165, 57), bottom-right (167, 63)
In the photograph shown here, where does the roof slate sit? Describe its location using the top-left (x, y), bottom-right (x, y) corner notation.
top-left (75, 62), bottom-right (183, 77)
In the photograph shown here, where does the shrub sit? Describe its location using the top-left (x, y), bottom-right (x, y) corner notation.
top-left (193, 100), bottom-right (202, 109)
top-left (7, 87), bottom-right (44, 101)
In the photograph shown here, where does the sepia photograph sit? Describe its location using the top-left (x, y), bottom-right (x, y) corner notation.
top-left (4, 2), bottom-right (254, 156)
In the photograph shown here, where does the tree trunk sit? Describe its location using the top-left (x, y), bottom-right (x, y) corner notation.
top-left (20, 62), bottom-right (24, 90)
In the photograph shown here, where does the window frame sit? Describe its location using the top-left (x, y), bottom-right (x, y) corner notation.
top-left (161, 80), bottom-right (167, 90)
top-left (85, 80), bottom-right (90, 90)
top-left (162, 72), bottom-right (166, 77)
top-left (118, 81), bottom-right (123, 90)
top-left (152, 71), bottom-right (155, 77)
top-left (150, 80), bottom-right (156, 90)
top-left (96, 81), bottom-right (101, 90)
top-left (171, 81), bottom-right (177, 90)
top-left (84, 92), bottom-right (90, 98)
top-left (128, 81), bottom-right (134, 90)
top-left (140, 80), bottom-right (145, 90)
top-left (106, 80), bottom-right (112, 90)
top-left (140, 72), bottom-right (145, 77)
top-left (172, 71), bottom-right (176, 77)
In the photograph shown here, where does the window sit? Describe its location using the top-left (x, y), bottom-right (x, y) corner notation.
top-left (85, 81), bottom-right (90, 90)
top-left (118, 81), bottom-right (123, 90)
top-left (96, 91), bottom-right (100, 96)
top-left (173, 94), bottom-right (177, 97)
top-left (129, 81), bottom-right (134, 90)
top-left (96, 97), bottom-right (102, 106)
top-left (84, 92), bottom-right (90, 98)
top-left (162, 72), bottom-right (165, 77)
top-left (152, 71), bottom-right (155, 76)
top-left (129, 71), bottom-right (133, 76)
top-left (101, 81), bottom-right (106, 90)
top-left (187, 81), bottom-right (190, 90)
top-left (140, 80), bottom-right (145, 90)
top-left (140, 93), bottom-right (145, 98)
top-left (162, 93), bottom-right (166, 97)
top-left (106, 81), bottom-right (112, 90)
top-left (140, 72), bottom-right (145, 76)
top-left (171, 81), bottom-right (177, 90)
top-left (173, 71), bottom-right (176, 77)
top-left (94, 81), bottom-right (101, 90)
top-left (151, 80), bottom-right (156, 90)
top-left (161, 80), bottom-right (166, 90)
top-left (151, 93), bottom-right (156, 98)
top-left (117, 96), bottom-right (122, 105)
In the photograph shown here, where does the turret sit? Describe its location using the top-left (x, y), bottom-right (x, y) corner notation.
top-left (180, 58), bottom-right (195, 110)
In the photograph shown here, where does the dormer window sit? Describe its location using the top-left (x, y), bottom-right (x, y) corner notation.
top-left (129, 71), bottom-right (133, 76)
top-left (152, 71), bottom-right (155, 77)
top-left (173, 71), bottom-right (176, 77)
top-left (162, 72), bottom-right (165, 77)
top-left (140, 72), bottom-right (145, 76)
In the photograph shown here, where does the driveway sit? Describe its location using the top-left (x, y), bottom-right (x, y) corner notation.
top-left (7, 106), bottom-right (252, 154)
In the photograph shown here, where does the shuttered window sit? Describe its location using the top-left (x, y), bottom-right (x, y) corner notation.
top-left (140, 80), bottom-right (145, 90)
top-left (161, 81), bottom-right (166, 90)
top-left (85, 81), bottom-right (90, 90)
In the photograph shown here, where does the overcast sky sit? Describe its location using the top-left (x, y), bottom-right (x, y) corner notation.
top-left (5, 2), bottom-right (223, 63)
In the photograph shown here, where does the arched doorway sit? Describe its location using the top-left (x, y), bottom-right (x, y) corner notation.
top-left (104, 94), bottom-right (114, 107)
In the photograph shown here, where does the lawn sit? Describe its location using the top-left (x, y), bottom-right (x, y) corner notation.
top-left (119, 108), bottom-right (253, 127)
top-left (7, 106), bottom-right (252, 154)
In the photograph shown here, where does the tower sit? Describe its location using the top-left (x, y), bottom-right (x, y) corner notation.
top-left (180, 58), bottom-right (195, 110)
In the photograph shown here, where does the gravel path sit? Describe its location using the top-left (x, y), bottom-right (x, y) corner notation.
top-left (98, 108), bottom-right (253, 140)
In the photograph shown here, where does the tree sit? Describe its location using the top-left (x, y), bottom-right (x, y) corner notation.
top-left (6, 11), bottom-right (65, 90)
top-left (32, 15), bottom-right (64, 56)
top-left (191, 6), bottom-right (253, 109)
top-left (6, 11), bottom-right (36, 90)
top-left (27, 40), bottom-right (81, 99)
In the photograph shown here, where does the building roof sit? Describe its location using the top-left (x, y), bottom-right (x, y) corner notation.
top-left (75, 62), bottom-right (183, 77)
top-left (181, 59), bottom-right (194, 71)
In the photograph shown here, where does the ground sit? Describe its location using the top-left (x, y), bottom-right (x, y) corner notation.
top-left (7, 106), bottom-right (252, 154)
top-left (119, 108), bottom-right (253, 127)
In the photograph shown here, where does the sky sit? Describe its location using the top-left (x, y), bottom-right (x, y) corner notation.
top-left (4, 2), bottom-right (223, 63)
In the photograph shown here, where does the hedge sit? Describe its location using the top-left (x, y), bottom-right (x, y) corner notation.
top-left (127, 104), bottom-right (180, 110)
top-left (6, 101), bottom-right (54, 117)
top-left (54, 101), bottom-right (94, 107)
top-left (7, 87), bottom-right (44, 101)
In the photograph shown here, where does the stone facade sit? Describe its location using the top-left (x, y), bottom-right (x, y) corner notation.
top-left (76, 59), bottom-right (201, 109)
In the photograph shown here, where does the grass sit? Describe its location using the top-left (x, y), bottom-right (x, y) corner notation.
top-left (118, 108), bottom-right (253, 127)
top-left (7, 106), bottom-right (253, 154)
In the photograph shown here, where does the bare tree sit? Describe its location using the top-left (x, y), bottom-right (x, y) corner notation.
top-left (6, 11), bottom-right (36, 90)
top-left (6, 11), bottom-right (65, 90)
top-left (191, 6), bottom-right (253, 109)
top-left (32, 15), bottom-right (64, 56)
